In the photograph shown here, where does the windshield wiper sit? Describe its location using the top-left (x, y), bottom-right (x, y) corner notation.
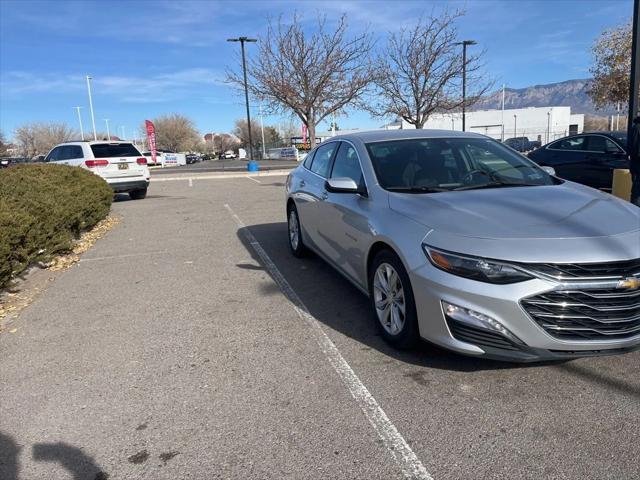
top-left (386, 186), bottom-right (449, 193)
top-left (454, 181), bottom-right (539, 191)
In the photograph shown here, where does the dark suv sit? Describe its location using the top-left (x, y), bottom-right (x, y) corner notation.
top-left (504, 137), bottom-right (540, 152)
top-left (527, 132), bottom-right (628, 191)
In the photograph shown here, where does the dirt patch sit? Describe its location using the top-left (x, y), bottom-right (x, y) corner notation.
top-left (0, 214), bottom-right (120, 333)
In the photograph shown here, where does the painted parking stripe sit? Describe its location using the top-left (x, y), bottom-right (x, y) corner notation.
top-left (246, 176), bottom-right (261, 184)
top-left (224, 203), bottom-right (432, 480)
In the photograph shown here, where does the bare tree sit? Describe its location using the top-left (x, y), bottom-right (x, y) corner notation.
top-left (368, 11), bottom-right (491, 128)
top-left (14, 122), bottom-right (77, 158)
top-left (588, 22), bottom-right (631, 111)
top-left (207, 133), bottom-right (240, 154)
top-left (0, 131), bottom-right (8, 156)
top-left (140, 114), bottom-right (200, 152)
top-left (227, 14), bottom-right (373, 146)
top-left (233, 118), bottom-right (282, 153)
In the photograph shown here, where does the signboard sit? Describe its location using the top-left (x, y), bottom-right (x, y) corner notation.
top-left (291, 136), bottom-right (321, 152)
top-left (144, 120), bottom-right (157, 164)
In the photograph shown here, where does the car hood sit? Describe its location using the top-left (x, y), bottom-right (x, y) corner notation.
top-left (388, 183), bottom-right (640, 263)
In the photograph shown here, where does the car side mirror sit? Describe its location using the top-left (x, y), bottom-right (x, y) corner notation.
top-left (325, 178), bottom-right (367, 196)
top-left (541, 166), bottom-right (556, 176)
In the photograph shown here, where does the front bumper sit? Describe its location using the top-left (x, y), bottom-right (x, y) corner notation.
top-left (410, 262), bottom-right (640, 362)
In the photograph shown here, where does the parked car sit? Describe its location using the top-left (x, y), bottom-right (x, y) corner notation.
top-left (504, 136), bottom-right (540, 152)
top-left (285, 129), bottom-right (640, 362)
top-left (185, 154), bottom-right (199, 164)
top-left (527, 131), bottom-right (629, 191)
top-left (0, 157), bottom-right (31, 168)
top-left (223, 150), bottom-right (237, 159)
top-left (44, 141), bottom-right (150, 199)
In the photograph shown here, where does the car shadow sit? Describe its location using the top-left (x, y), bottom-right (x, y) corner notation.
top-left (236, 222), bottom-right (557, 373)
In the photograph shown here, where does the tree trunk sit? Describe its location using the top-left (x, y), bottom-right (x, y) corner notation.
top-left (308, 122), bottom-right (316, 148)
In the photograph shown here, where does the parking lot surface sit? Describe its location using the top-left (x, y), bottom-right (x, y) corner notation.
top-left (1, 173), bottom-right (639, 480)
top-left (151, 159), bottom-right (299, 175)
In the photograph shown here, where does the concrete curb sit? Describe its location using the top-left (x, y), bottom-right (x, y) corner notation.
top-left (151, 169), bottom-right (293, 182)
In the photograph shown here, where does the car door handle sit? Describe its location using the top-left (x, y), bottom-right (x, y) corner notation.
top-left (321, 191), bottom-right (328, 200)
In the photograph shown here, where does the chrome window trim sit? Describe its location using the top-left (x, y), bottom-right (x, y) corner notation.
top-left (546, 134), bottom-right (625, 154)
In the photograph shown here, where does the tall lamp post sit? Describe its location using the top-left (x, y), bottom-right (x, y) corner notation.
top-left (74, 106), bottom-right (84, 140)
top-left (228, 36), bottom-right (257, 161)
top-left (628, 0), bottom-right (640, 205)
top-left (513, 114), bottom-right (517, 138)
top-left (86, 75), bottom-right (97, 141)
top-left (104, 119), bottom-right (110, 140)
top-left (457, 39), bottom-right (477, 132)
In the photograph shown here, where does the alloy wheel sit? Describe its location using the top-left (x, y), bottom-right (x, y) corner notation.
top-left (373, 262), bottom-right (406, 335)
top-left (288, 210), bottom-right (299, 250)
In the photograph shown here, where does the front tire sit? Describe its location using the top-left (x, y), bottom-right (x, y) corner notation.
top-left (287, 203), bottom-right (308, 257)
top-left (129, 188), bottom-right (147, 200)
top-left (369, 250), bottom-right (419, 349)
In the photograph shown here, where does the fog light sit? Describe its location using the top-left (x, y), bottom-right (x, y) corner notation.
top-left (442, 301), bottom-right (524, 345)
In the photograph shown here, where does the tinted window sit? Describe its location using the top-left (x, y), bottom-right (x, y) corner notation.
top-left (586, 135), bottom-right (622, 153)
top-left (331, 142), bottom-right (363, 185)
top-left (90, 143), bottom-right (141, 158)
top-left (62, 145), bottom-right (83, 159)
top-left (309, 142), bottom-right (338, 178)
top-left (45, 147), bottom-right (62, 162)
top-left (365, 137), bottom-right (555, 190)
top-left (303, 149), bottom-right (316, 168)
top-left (549, 136), bottom-right (585, 150)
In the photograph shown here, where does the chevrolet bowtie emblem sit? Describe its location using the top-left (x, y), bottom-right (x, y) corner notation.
top-left (618, 277), bottom-right (640, 290)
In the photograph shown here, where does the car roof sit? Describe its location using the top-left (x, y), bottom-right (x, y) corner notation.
top-left (57, 140), bottom-right (135, 145)
top-left (327, 129), bottom-right (487, 143)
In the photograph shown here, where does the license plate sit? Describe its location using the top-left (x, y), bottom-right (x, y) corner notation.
top-left (118, 163), bottom-right (129, 170)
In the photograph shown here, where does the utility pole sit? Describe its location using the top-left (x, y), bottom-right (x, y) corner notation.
top-left (104, 119), bottom-right (110, 140)
top-left (228, 36), bottom-right (257, 161)
top-left (629, 0), bottom-right (640, 205)
top-left (74, 106), bottom-right (84, 141)
top-left (259, 104), bottom-right (266, 159)
top-left (86, 75), bottom-right (97, 141)
top-left (458, 39), bottom-right (477, 132)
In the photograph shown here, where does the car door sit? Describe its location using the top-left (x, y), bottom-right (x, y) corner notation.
top-left (583, 135), bottom-right (630, 191)
top-left (316, 141), bottom-right (371, 287)
top-left (294, 141), bottom-right (339, 252)
top-left (542, 135), bottom-right (588, 184)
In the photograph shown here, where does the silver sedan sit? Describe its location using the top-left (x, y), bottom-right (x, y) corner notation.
top-left (285, 129), bottom-right (640, 362)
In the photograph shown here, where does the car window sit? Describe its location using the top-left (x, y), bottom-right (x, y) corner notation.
top-left (586, 136), bottom-right (622, 153)
top-left (45, 146), bottom-right (62, 162)
top-left (309, 142), bottom-right (338, 178)
top-left (548, 136), bottom-right (585, 151)
top-left (90, 143), bottom-right (141, 158)
top-left (366, 137), bottom-right (555, 190)
top-left (331, 142), bottom-right (363, 185)
top-left (303, 149), bottom-right (316, 169)
top-left (65, 145), bottom-right (83, 159)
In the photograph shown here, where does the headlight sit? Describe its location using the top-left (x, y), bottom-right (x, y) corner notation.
top-left (423, 246), bottom-right (532, 284)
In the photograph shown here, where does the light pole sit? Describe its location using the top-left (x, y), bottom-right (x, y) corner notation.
top-left (104, 119), bottom-right (110, 140)
top-left (85, 75), bottom-right (97, 140)
top-left (74, 106), bottom-right (84, 140)
top-left (457, 39), bottom-right (477, 132)
top-left (513, 114), bottom-right (517, 138)
top-left (259, 104), bottom-right (266, 159)
top-left (228, 36), bottom-right (257, 161)
top-left (501, 84), bottom-right (505, 141)
top-left (546, 111), bottom-right (551, 144)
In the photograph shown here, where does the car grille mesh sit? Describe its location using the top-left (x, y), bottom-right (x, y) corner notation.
top-left (525, 259), bottom-right (640, 280)
top-left (521, 287), bottom-right (640, 340)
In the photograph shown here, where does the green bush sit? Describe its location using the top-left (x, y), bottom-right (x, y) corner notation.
top-left (0, 164), bottom-right (113, 288)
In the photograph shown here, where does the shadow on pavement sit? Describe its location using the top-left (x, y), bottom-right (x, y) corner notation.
top-left (236, 222), bottom-right (553, 373)
top-left (0, 432), bottom-right (108, 480)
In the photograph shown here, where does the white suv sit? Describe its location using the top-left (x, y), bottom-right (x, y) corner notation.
top-left (45, 141), bottom-right (150, 199)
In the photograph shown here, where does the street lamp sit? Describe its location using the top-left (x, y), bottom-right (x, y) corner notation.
top-left (104, 119), bottom-right (110, 140)
top-left (457, 39), bottom-right (477, 132)
top-left (513, 114), bottom-right (517, 139)
top-left (546, 111), bottom-right (551, 144)
top-left (228, 36), bottom-right (257, 161)
top-left (86, 75), bottom-right (97, 140)
top-left (74, 106), bottom-right (84, 141)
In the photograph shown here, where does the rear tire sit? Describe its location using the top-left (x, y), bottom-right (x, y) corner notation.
top-left (129, 188), bottom-right (147, 200)
top-left (369, 250), bottom-right (419, 349)
top-left (287, 203), bottom-right (308, 257)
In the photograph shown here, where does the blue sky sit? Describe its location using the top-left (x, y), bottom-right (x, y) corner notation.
top-left (0, 0), bottom-right (632, 141)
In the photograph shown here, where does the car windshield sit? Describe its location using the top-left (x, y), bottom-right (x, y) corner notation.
top-left (365, 137), bottom-right (558, 192)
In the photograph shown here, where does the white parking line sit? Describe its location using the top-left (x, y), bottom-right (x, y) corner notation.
top-left (80, 251), bottom-right (167, 262)
top-left (246, 176), bottom-right (261, 184)
top-left (224, 203), bottom-right (432, 480)
top-left (189, 178), bottom-right (193, 187)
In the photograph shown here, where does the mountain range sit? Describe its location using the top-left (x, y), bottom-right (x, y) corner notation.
top-left (475, 79), bottom-right (617, 116)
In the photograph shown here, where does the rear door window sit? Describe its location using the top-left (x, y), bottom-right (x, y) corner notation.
top-left (90, 143), bottom-right (141, 158)
top-left (548, 136), bottom-right (586, 151)
top-left (586, 136), bottom-right (622, 153)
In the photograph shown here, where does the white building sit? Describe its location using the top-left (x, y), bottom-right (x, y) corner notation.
top-left (399, 106), bottom-right (584, 144)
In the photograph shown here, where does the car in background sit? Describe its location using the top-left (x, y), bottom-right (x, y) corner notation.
top-left (223, 150), bottom-right (237, 159)
top-left (504, 137), bottom-right (540, 152)
top-left (185, 153), bottom-right (199, 164)
top-left (285, 129), bottom-right (640, 362)
top-left (45, 141), bottom-right (150, 199)
top-left (0, 157), bottom-right (31, 168)
top-left (527, 131), bottom-right (629, 191)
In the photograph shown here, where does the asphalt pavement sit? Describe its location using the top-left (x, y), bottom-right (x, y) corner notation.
top-left (1, 172), bottom-right (639, 480)
top-left (151, 159), bottom-right (299, 175)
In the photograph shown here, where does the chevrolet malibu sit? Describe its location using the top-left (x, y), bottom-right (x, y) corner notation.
top-left (285, 130), bottom-right (640, 362)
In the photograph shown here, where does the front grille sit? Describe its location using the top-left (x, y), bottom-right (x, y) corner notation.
top-left (525, 258), bottom-right (640, 280)
top-left (521, 287), bottom-right (640, 340)
top-left (446, 319), bottom-right (520, 351)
